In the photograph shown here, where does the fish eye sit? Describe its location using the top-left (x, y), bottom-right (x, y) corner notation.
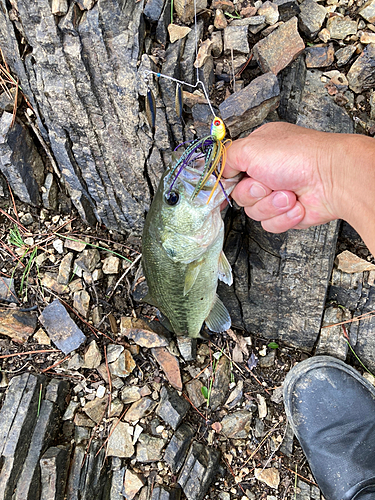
top-left (164, 191), bottom-right (180, 206)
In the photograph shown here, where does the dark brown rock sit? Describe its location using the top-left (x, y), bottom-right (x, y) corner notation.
top-left (305, 43), bottom-right (335, 68)
top-left (219, 72), bottom-right (280, 137)
top-left (252, 17), bottom-right (305, 74)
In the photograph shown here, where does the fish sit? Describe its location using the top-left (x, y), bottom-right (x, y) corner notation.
top-left (141, 156), bottom-right (240, 338)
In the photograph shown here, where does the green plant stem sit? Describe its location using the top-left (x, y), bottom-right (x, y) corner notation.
top-left (345, 340), bottom-right (374, 377)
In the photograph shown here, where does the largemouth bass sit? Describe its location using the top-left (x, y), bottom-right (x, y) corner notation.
top-left (142, 157), bottom-right (240, 338)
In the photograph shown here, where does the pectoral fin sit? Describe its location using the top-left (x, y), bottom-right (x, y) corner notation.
top-left (184, 258), bottom-right (204, 296)
top-left (218, 251), bottom-right (233, 285)
top-left (205, 295), bottom-right (231, 333)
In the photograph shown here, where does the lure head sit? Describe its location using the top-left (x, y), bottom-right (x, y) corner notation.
top-left (210, 117), bottom-right (226, 141)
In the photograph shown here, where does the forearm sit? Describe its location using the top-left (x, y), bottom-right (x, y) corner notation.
top-left (330, 134), bottom-right (375, 257)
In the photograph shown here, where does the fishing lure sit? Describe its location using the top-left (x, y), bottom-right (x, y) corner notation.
top-left (167, 116), bottom-right (231, 204)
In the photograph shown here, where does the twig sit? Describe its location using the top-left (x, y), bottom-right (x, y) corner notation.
top-left (107, 253), bottom-right (142, 300)
top-left (41, 354), bottom-right (70, 373)
top-left (182, 392), bottom-right (208, 423)
top-left (104, 345), bottom-right (112, 418)
top-left (322, 310), bottom-right (375, 328)
top-left (282, 464), bottom-right (318, 487)
top-left (95, 405), bottom-right (129, 457)
top-left (222, 456), bottom-right (246, 495)
top-left (241, 421), bottom-right (281, 468)
top-left (0, 349), bottom-right (59, 360)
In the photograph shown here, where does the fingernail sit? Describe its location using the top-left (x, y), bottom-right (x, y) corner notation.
top-left (286, 205), bottom-right (302, 219)
top-left (250, 184), bottom-right (267, 199)
top-left (272, 192), bottom-right (289, 208)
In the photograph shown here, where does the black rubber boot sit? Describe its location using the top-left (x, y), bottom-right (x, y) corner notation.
top-left (283, 355), bottom-right (375, 500)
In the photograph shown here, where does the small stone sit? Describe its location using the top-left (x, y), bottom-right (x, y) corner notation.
top-left (214, 9), bottom-right (228, 29)
top-left (173, 0), bottom-right (207, 24)
top-left (39, 299), bottom-right (86, 355)
top-left (124, 397), bottom-right (158, 422)
top-left (0, 277), bottom-right (17, 303)
top-left (360, 31), bottom-right (375, 43)
top-left (335, 44), bottom-right (357, 66)
top-left (74, 413), bottom-right (96, 427)
top-left (224, 25), bottom-right (250, 55)
top-left (107, 343), bottom-right (124, 362)
top-left (209, 355), bottom-right (231, 410)
top-left (346, 43), bottom-right (375, 93)
top-left (168, 24), bottom-right (191, 43)
top-left (156, 385), bottom-right (190, 430)
top-left (240, 5), bottom-right (257, 17)
top-left (52, 238), bottom-right (64, 254)
top-left (185, 378), bottom-right (207, 408)
top-left (123, 469), bottom-right (145, 500)
top-left (69, 278), bottom-right (83, 293)
top-left (335, 250), bottom-right (375, 273)
top-left (73, 248), bottom-right (100, 276)
top-left (63, 400), bottom-right (80, 420)
top-left (19, 213), bottom-right (34, 226)
top-left (224, 379), bottom-right (244, 408)
top-left (109, 349), bottom-right (136, 378)
top-left (102, 255), bottom-right (120, 274)
top-left (73, 289), bottom-right (90, 318)
top-left (107, 420), bottom-right (135, 458)
top-left (194, 39), bottom-right (213, 68)
top-left (110, 398), bottom-right (124, 417)
top-left (40, 446), bottom-right (70, 500)
top-left (212, 0), bottom-right (235, 12)
top-left (176, 337), bottom-right (197, 361)
top-left (252, 17), bottom-right (305, 75)
top-left (64, 238), bottom-right (86, 252)
top-left (221, 410), bottom-right (252, 438)
top-left (83, 397), bottom-right (107, 423)
top-left (318, 28), bottom-right (331, 42)
top-left (83, 340), bottom-right (102, 368)
top-left (298, 0), bottom-right (327, 39)
top-left (136, 433), bottom-right (166, 462)
top-left (254, 467), bottom-right (280, 489)
top-left (57, 252), bottom-right (73, 284)
top-left (257, 394), bottom-right (268, 418)
top-left (219, 72), bottom-right (280, 136)
top-left (121, 317), bottom-right (169, 347)
top-left (96, 385), bottom-right (106, 398)
top-left (330, 72), bottom-right (348, 90)
top-left (305, 43), bottom-right (335, 68)
top-left (121, 386), bottom-right (143, 404)
top-left (41, 273), bottom-right (69, 294)
top-left (0, 308), bottom-right (37, 342)
top-left (359, 0), bottom-right (375, 23)
top-left (68, 352), bottom-right (84, 370)
top-left (152, 347), bottom-right (183, 391)
top-left (33, 328), bottom-right (51, 345)
top-left (231, 15), bottom-right (265, 26)
top-left (258, 350), bottom-right (276, 367)
top-left (258, 1), bottom-right (279, 25)
top-left (327, 15), bottom-right (357, 40)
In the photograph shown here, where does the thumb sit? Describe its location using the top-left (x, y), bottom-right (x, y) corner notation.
top-left (223, 137), bottom-right (253, 178)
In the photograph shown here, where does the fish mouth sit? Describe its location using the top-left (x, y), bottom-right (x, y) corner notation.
top-left (167, 157), bottom-right (240, 206)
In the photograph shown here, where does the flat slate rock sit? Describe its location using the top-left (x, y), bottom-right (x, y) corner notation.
top-left (39, 299), bottom-right (87, 354)
top-left (178, 442), bottom-right (220, 500)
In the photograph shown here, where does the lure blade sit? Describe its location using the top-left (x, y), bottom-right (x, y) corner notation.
top-left (175, 83), bottom-right (183, 120)
top-left (145, 88), bottom-right (156, 130)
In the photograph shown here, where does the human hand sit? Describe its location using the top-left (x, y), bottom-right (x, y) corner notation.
top-left (224, 122), bottom-right (339, 233)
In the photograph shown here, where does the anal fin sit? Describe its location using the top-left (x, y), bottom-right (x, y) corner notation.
top-left (205, 295), bottom-right (231, 333)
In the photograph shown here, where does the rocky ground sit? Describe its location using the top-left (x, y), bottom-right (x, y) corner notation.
top-left (1, 0), bottom-right (375, 499)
